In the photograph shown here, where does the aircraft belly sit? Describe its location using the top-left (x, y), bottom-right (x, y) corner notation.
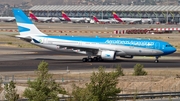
top-left (121, 46), bottom-right (163, 56)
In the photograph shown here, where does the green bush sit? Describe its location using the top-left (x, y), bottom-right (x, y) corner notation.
top-left (114, 64), bottom-right (125, 76)
top-left (133, 63), bottom-right (147, 76)
top-left (7, 42), bottom-right (12, 45)
top-left (72, 66), bottom-right (121, 101)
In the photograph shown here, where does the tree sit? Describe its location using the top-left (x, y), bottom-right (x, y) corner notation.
top-left (0, 77), bottom-right (3, 93)
top-left (133, 63), bottom-right (147, 76)
top-left (4, 81), bottom-right (19, 101)
top-left (71, 84), bottom-right (92, 101)
top-left (72, 66), bottom-right (121, 101)
top-left (23, 61), bottom-right (66, 101)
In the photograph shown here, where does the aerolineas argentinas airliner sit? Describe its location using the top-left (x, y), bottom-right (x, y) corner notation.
top-left (12, 8), bottom-right (176, 63)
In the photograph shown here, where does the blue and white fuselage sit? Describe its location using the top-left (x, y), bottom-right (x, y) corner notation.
top-left (12, 8), bottom-right (176, 63)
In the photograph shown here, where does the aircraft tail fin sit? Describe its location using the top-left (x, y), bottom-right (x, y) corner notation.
top-left (62, 11), bottom-right (71, 21)
top-left (12, 8), bottom-right (47, 37)
top-left (29, 11), bottom-right (38, 21)
top-left (113, 12), bottom-right (123, 22)
top-left (93, 16), bottom-right (99, 22)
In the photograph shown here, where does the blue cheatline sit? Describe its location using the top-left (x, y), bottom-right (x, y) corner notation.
top-left (32, 39), bottom-right (40, 43)
top-left (12, 8), bottom-right (33, 24)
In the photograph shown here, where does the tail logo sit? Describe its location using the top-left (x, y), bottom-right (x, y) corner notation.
top-left (113, 12), bottom-right (123, 22)
top-left (62, 11), bottom-right (71, 21)
top-left (93, 16), bottom-right (99, 22)
top-left (18, 26), bottom-right (30, 32)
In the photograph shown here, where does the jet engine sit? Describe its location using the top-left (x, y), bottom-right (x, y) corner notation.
top-left (101, 50), bottom-right (116, 60)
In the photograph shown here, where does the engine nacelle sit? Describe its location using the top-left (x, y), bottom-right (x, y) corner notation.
top-left (120, 55), bottom-right (133, 59)
top-left (101, 50), bottom-right (116, 60)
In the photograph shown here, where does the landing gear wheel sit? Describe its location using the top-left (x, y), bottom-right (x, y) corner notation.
top-left (97, 57), bottom-right (102, 62)
top-left (93, 57), bottom-right (98, 62)
top-left (88, 58), bottom-right (93, 62)
top-left (155, 60), bottom-right (159, 63)
top-left (82, 58), bottom-right (87, 62)
top-left (155, 56), bottom-right (159, 63)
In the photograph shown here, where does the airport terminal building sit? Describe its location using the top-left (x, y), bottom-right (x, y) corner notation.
top-left (28, 5), bottom-right (180, 23)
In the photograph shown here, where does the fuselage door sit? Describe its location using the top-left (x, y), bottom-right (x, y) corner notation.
top-left (155, 42), bottom-right (160, 49)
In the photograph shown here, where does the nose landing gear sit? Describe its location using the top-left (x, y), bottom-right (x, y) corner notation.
top-left (154, 56), bottom-right (159, 63)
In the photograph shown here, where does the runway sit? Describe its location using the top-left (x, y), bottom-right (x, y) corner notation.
top-left (0, 46), bottom-right (179, 72)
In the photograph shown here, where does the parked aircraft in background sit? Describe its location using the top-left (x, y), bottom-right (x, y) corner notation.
top-left (113, 12), bottom-right (153, 24)
top-left (29, 11), bottom-right (62, 23)
top-left (13, 8), bottom-right (176, 63)
top-left (62, 11), bottom-right (90, 23)
top-left (0, 17), bottom-right (15, 22)
top-left (93, 16), bottom-right (118, 24)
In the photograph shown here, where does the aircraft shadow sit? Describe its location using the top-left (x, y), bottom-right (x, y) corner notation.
top-left (34, 58), bottom-right (178, 63)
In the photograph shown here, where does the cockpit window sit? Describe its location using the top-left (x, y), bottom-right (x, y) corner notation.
top-left (166, 45), bottom-right (172, 47)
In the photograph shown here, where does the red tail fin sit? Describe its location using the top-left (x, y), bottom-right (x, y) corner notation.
top-left (93, 16), bottom-right (99, 22)
top-left (62, 12), bottom-right (71, 21)
top-left (113, 12), bottom-right (123, 22)
top-left (29, 11), bottom-right (38, 21)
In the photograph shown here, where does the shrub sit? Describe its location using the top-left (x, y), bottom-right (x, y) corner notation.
top-left (133, 63), bottom-right (147, 76)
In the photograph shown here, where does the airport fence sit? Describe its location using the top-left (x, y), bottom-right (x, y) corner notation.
top-left (114, 27), bottom-right (180, 34)
top-left (1, 92), bottom-right (180, 101)
top-left (0, 29), bottom-right (113, 34)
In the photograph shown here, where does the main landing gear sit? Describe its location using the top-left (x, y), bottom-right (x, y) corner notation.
top-left (82, 56), bottom-right (102, 62)
top-left (154, 56), bottom-right (159, 63)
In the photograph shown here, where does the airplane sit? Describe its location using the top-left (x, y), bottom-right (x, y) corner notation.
top-left (0, 17), bottom-right (15, 22)
top-left (93, 16), bottom-right (118, 24)
top-left (0, 16), bottom-right (32, 22)
top-left (12, 8), bottom-right (176, 63)
top-left (62, 11), bottom-right (90, 23)
top-left (113, 12), bottom-right (153, 24)
top-left (29, 11), bottom-right (62, 23)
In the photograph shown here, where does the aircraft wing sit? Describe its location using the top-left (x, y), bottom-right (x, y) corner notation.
top-left (50, 41), bottom-right (116, 52)
top-left (51, 41), bottom-right (99, 51)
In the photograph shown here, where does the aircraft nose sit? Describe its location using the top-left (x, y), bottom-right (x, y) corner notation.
top-left (171, 47), bottom-right (177, 53)
top-left (168, 47), bottom-right (176, 54)
top-left (164, 47), bottom-right (176, 55)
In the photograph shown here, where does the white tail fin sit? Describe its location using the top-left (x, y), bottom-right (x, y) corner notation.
top-left (12, 8), bottom-right (47, 37)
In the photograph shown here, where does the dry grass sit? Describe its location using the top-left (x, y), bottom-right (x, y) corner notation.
top-left (7, 68), bottom-right (179, 94)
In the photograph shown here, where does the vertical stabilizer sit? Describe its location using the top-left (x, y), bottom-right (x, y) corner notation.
top-left (12, 8), bottom-right (47, 37)
top-left (93, 16), bottom-right (99, 22)
top-left (29, 11), bottom-right (38, 21)
top-left (62, 11), bottom-right (71, 21)
top-left (113, 12), bottom-right (123, 22)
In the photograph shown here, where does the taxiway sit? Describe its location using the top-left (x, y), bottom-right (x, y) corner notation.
top-left (0, 47), bottom-right (179, 72)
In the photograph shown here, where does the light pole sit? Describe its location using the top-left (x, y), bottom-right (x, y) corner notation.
top-left (166, 0), bottom-right (169, 24)
top-left (102, 10), bottom-right (103, 20)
